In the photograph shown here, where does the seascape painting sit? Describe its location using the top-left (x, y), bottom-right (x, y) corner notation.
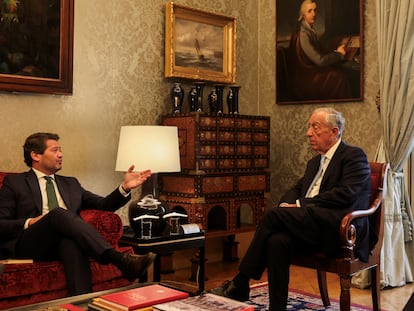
top-left (164, 2), bottom-right (236, 84)
top-left (174, 18), bottom-right (224, 73)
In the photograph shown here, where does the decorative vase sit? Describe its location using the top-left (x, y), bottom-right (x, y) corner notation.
top-left (194, 82), bottom-right (205, 112)
top-left (171, 82), bottom-right (184, 114)
top-left (128, 194), bottom-right (167, 238)
top-left (227, 85), bottom-right (240, 114)
top-left (208, 89), bottom-right (218, 113)
top-left (214, 84), bottom-right (225, 114)
top-left (226, 88), bottom-right (233, 114)
top-left (188, 86), bottom-right (197, 112)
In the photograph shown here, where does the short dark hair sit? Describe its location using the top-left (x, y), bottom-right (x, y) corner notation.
top-left (23, 133), bottom-right (60, 167)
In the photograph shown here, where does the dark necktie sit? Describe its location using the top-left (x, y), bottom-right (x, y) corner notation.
top-left (44, 176), bottom-right (59, 210)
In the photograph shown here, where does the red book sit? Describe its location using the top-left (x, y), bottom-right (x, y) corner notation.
top-left (59, 303), bottom-right (85, 311)
top-left (96, 284), bottom-right (189, 311)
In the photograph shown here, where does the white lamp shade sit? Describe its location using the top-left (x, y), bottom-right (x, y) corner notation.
top-left (115, 126), bottom-right (181, 173)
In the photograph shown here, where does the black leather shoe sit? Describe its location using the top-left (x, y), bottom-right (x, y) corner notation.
top-left (120, 252), bottom-right (156, 281)
top-left (209, 280), bottom-right (250, 301)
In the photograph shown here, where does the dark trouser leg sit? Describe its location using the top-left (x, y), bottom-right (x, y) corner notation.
top-left (266, 232), bottom-right (294, 311)
top-left (239, 207), bottom-right (321, 280)
top-left (16, 208), bottom-right (113, 294)
top-left (58, 238), bottom-right (92, 295)
top-left (16, 208), bottom-right (112, 261)
top-left (238, 207), bottom-right (322, 310)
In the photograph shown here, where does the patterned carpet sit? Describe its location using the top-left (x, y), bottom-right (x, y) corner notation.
top-left (247, 283), bottom-right (377, 311)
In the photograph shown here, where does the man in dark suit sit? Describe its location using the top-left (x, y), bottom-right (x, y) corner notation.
top-left (0, 132), bottom-right (156, 295)
top-left (211, 108), bottom-right (371, 311)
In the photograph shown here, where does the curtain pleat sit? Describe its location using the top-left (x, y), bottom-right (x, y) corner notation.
top-left (375, 0), bottom-right (414, 288)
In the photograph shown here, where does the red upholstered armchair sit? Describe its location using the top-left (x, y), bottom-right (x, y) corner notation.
top-left (0, 172), bottom-right (133, 309)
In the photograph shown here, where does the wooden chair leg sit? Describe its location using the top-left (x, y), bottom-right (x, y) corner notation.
top-left (339, 275), bottom-right (352, 311)
top-left (371, 265), bottom-right (381, 311)
top-left (317, 270), bottom-right (330, 307)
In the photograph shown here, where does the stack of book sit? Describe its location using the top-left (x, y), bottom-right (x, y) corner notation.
top-left (87, 284), bottom-right (189, 311)
top-left (153, 293), bottom-right (254, 311)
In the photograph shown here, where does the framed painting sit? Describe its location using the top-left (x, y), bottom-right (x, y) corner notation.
top-left (0, 0), bottom-right (74, 95)
top-left (276, 0), bottom-right (363, 104)
top-left (165, 2), bottom-right (236, 84)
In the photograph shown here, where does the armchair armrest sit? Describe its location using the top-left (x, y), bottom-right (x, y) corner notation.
top-left (80, 210), bottom-right (123, 248)
top-left (339, 188), bottom-right (384, 257)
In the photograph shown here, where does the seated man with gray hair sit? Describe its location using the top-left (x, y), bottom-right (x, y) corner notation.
top-left (211, 108), bottom-right (371, 311)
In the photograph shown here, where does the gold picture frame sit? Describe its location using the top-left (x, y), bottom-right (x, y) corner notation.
top-left (165, 2), bottom-right (236, 84)
top-left (0, 0), bottom-right (74, 95)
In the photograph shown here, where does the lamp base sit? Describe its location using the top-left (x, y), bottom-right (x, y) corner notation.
top-left (128, 192), bottom-right (167, 238)
top-left (140, 174), bottom-right (159, 198)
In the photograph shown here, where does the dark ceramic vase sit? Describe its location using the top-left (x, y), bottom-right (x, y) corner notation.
top-left (227, 85), bottom-right (240, 114)
top-left (214, 84), bottom-right (225, 114)
top-left (128, 195), bottom-right (167, 238)
top-left (188, 86), bottom-right (197, 112)
top-left (208, 89), bottom-right (218, 113)
top-left (194, 82), bottom-right (205, 112)
top-left (171, 82), bottom-right (184, 114)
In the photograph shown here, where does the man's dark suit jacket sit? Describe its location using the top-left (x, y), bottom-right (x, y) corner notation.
top-left (279, 141), bottom-right (371, 261)
top-left (0, 169), bottom-right (130, 259)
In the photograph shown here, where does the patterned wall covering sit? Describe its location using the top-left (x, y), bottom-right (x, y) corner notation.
top-left (0, 0), bottom-right (381, 223)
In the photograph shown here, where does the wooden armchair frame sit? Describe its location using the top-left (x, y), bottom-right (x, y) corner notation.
top-left (290, 162), bottom-right (388, 311)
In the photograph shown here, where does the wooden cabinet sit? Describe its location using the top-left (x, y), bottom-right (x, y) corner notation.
top-left (160, 112), bottom-right (270, 243)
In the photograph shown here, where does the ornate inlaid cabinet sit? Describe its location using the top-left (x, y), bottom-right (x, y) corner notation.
top-left (160, 113), bottom-right (270, 250)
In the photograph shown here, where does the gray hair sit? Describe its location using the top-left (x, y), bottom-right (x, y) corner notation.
top-left (298, 0), bottom-right (317, 21)
top-left (313, 107), bottom-right (345, 138)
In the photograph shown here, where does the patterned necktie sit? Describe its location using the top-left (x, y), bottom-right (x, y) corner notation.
top-left (306, 155), bottom-right (326, 198)
top-left (44, 176), bottom-right (59, 210)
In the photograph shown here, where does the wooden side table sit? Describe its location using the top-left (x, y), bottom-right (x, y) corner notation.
top-left (120, 227), bottom-right (206, 294)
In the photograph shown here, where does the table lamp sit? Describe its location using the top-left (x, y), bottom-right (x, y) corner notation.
top-left (115, 125), bottom-right (181, 236)
top-left (115, 125), bottom-right (181, 172)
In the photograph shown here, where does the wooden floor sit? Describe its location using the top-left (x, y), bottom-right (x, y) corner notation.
top-left (159, 260), bottom-right (414, 311)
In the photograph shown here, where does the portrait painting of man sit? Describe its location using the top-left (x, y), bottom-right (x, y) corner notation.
top-left (276, 0), bottom-right (363, 104)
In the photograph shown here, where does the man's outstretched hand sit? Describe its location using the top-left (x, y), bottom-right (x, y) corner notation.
top-left (122, 165), bottom-right (151, 192)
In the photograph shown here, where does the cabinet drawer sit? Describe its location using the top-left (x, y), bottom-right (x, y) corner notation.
top-left (161, 172), bottom-right (269, 198)
top-left (237, 174), bottom-right (268, 192)
top-left (161, 112), bottom-right (270, 173)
